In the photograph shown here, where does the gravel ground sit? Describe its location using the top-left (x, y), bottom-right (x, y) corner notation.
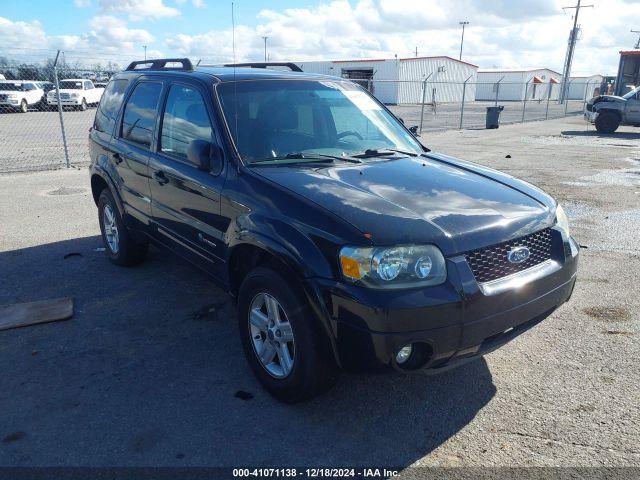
top-left (0, 116), bottom-right (638, 471)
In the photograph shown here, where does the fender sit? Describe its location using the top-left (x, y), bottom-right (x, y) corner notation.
top-left (227, 212), bottom-right (336, 279)
top-left (90, 161), bottom-right (126, 220)
top-left (227, 221), bottom-right (341, 366)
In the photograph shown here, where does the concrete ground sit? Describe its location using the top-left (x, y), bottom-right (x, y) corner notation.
top-left (0, 116), bottom-right (638, 469)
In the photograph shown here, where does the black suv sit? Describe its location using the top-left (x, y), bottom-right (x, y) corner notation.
top-left (89, 58), bottom-right (579, 403)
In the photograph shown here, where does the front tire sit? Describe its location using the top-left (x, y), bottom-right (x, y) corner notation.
top-left (19, 99), bottom-right (28, 113)
top-left (98, 189), bottom-right (148, 266)
top-left (238, 266), bottom-right (337, 403)
top-left (79, 98), bottom-right (87, 111)
top-left (595, 111), bottom-right (620, 133)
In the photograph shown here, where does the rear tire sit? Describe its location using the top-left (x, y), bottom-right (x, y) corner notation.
top-left (595, 111), bottom-right (620, 133)
top-left (97, 189), bottom-right (148, 266)
top-left (238, 266), bottom-right (337, 403)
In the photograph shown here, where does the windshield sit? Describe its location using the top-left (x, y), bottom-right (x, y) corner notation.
top-left (622, 85), bottom-right (640, 99)
top-left (59, 81), bottom-right (83, 89)
top-left (0, 83), bottom-right (25, 92)
top-left (217, 79), bottom-right (422, 163)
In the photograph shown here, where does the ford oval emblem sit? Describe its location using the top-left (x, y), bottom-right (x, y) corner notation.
top-left (507, 246), bottom-right (530, 264)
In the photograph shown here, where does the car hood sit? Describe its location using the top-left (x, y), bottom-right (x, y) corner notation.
top-left (590, 95), bottom-right (625, 105)
top-left (253, 152), bottom-right (556, 255)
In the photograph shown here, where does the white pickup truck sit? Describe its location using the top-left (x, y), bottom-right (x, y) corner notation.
top-left (0, 81), bottom-right (45, 113)
top-left (47, 79), bottom-right (105, 111)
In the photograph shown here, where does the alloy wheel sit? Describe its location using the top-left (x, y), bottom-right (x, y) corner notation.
top-left (102, 204), bottom-right (119, 254)
top-left (248, 292), bottom-right (295, 379)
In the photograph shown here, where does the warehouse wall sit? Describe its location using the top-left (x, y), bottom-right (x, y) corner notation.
top-left (568, 75), bottom-right (603, 100)
top-left (297, 59), bottom-right (400, 104)
top-left (476, 72), bottom-right (526, 101)
top-left (396, 57), bottom-right (478, 103)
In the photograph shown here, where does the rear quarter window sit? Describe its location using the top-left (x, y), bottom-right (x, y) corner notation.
top-left (94, 79), bottom-right (129, 134)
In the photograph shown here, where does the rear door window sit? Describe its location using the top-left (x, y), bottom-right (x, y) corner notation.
top-left (94, 79), bottom-right (128, 134)
top-left (159, 84), bottom-right (214, 165)
top-left (121, 82), bottom-right (162, 149)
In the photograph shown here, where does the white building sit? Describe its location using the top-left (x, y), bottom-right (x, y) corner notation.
top-left (475, 68), bottom-right (562, 101)
top-left (296, 56), bottom-right (478, 104)
top-left (568, 74), bottom-right (604, 100)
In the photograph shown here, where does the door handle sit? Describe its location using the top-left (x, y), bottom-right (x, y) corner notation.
top-left (153, 171), bottom-right (169, 185)
top-left (112, 152), bottom-right (123, 164)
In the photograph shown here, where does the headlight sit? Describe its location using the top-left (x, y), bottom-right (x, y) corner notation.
top-left (70, 93), bottom-right (79, 97)
top-left (339, 244), bottom-right (446, 289)
top-left (555, 204), bottom-right (571, 238)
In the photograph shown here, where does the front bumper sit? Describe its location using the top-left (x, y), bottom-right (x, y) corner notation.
top-left (584, 110), bottom-right (598, 123)
top-left (48, 98), bottom-right (82, 106)
top-left (311, 227), bottom-right (579, 372)
top-left (0, 99), bottom-right (20, 107)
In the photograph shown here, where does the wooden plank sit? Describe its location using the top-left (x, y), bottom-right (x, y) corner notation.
top-left (0, 297), bottom-right (74, 332)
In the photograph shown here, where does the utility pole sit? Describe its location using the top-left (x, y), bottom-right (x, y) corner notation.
top-left (559, 0), bottom-right (593, 103)
top-left (143, 45), bottom-right (147, 61)
top-left (262, 36), bottom-right (268, 62)
top-left (415, 46), bottom-right (418, 57)
top-left (632, 30), bottom-right (640, 49)
top-left (459, 21), bottom-right (469, 61)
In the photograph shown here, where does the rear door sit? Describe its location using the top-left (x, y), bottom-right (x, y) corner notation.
top-left (111, 80), bottom-right (163, 228)
top-left (148, 80), bottom-right (228, 275)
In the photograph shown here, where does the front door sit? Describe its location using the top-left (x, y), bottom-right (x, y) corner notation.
top-left (626, 91), bottom-right (640, 124)
top-left (148, 81), bottom-right (228, 276)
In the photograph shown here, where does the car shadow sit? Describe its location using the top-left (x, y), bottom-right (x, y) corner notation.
top-left (561, 130), bottom-right (640, 140)
top-left (0, 236), bottom-right (496, 468)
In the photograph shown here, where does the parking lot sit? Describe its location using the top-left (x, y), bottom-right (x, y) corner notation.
top-left (0, 116), bottom-right (638, 470)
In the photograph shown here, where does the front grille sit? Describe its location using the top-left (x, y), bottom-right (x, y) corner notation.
top-left (464, 228), bottom-right (553, 283)
top-left (586, 103), bottom-right (593, 112)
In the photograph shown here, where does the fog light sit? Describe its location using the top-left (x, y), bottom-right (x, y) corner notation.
top-left (395, 344), bottom-right (413, 364)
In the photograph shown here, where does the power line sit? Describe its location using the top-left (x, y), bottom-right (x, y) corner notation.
top-left (632, 29), bottom-right (640, 49)
top-left (559, 0), bottom-right (593, 103)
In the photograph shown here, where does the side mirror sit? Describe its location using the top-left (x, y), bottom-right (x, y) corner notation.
top-left (409, 125), bottom-right (419, 135)
top-left (187, 139), bottom-right (223, 173)
top-left (398, 118), bottom-right (405, 125)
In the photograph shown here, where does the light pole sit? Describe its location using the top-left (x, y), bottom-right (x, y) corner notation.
top-left (459, 21), bottom-right (469, 61)
top-left (262, 36), bottom-right (268, 62)
top-left (143, 45), bottom-right (147, 61)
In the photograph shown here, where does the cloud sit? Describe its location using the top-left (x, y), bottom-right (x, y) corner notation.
top-left (85, 15), bottom-right (155, 46)
top-left (1, 0), bottom-right (639, 75)
top-left (0, 17), bottom-right (48, 50)
top-left (163, 0), bottom-right (640, 75)
top-left (74, 0), bottom-right (92, 7)
top-left (97, 0), bottom-right (180, 21)
top-left (175, 0), bottom-right (205, 7)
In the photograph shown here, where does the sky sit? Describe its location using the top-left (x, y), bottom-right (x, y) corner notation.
top-left (0, 0), bottom-right (639, 75)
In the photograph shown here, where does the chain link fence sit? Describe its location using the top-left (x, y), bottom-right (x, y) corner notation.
top-left (0, 69), bottom-right (596, 174)
top-left (0, 65), bottom-right (116, 173)
top-left (378, 79), bottom-right (597, 133)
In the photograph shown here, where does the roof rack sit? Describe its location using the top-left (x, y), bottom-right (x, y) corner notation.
top-left (222, 62), bottom-right (303, 72)
top-left (125, 58), bottom-right (194, 71)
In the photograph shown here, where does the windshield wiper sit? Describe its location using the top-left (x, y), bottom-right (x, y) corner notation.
top-left (250, 152), bottom-right (361, 165)
top-left (351, 148), bottom-right (418, 159)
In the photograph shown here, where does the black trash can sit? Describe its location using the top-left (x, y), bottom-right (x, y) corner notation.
top-left (486, 105), bottom-right (504, 129)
